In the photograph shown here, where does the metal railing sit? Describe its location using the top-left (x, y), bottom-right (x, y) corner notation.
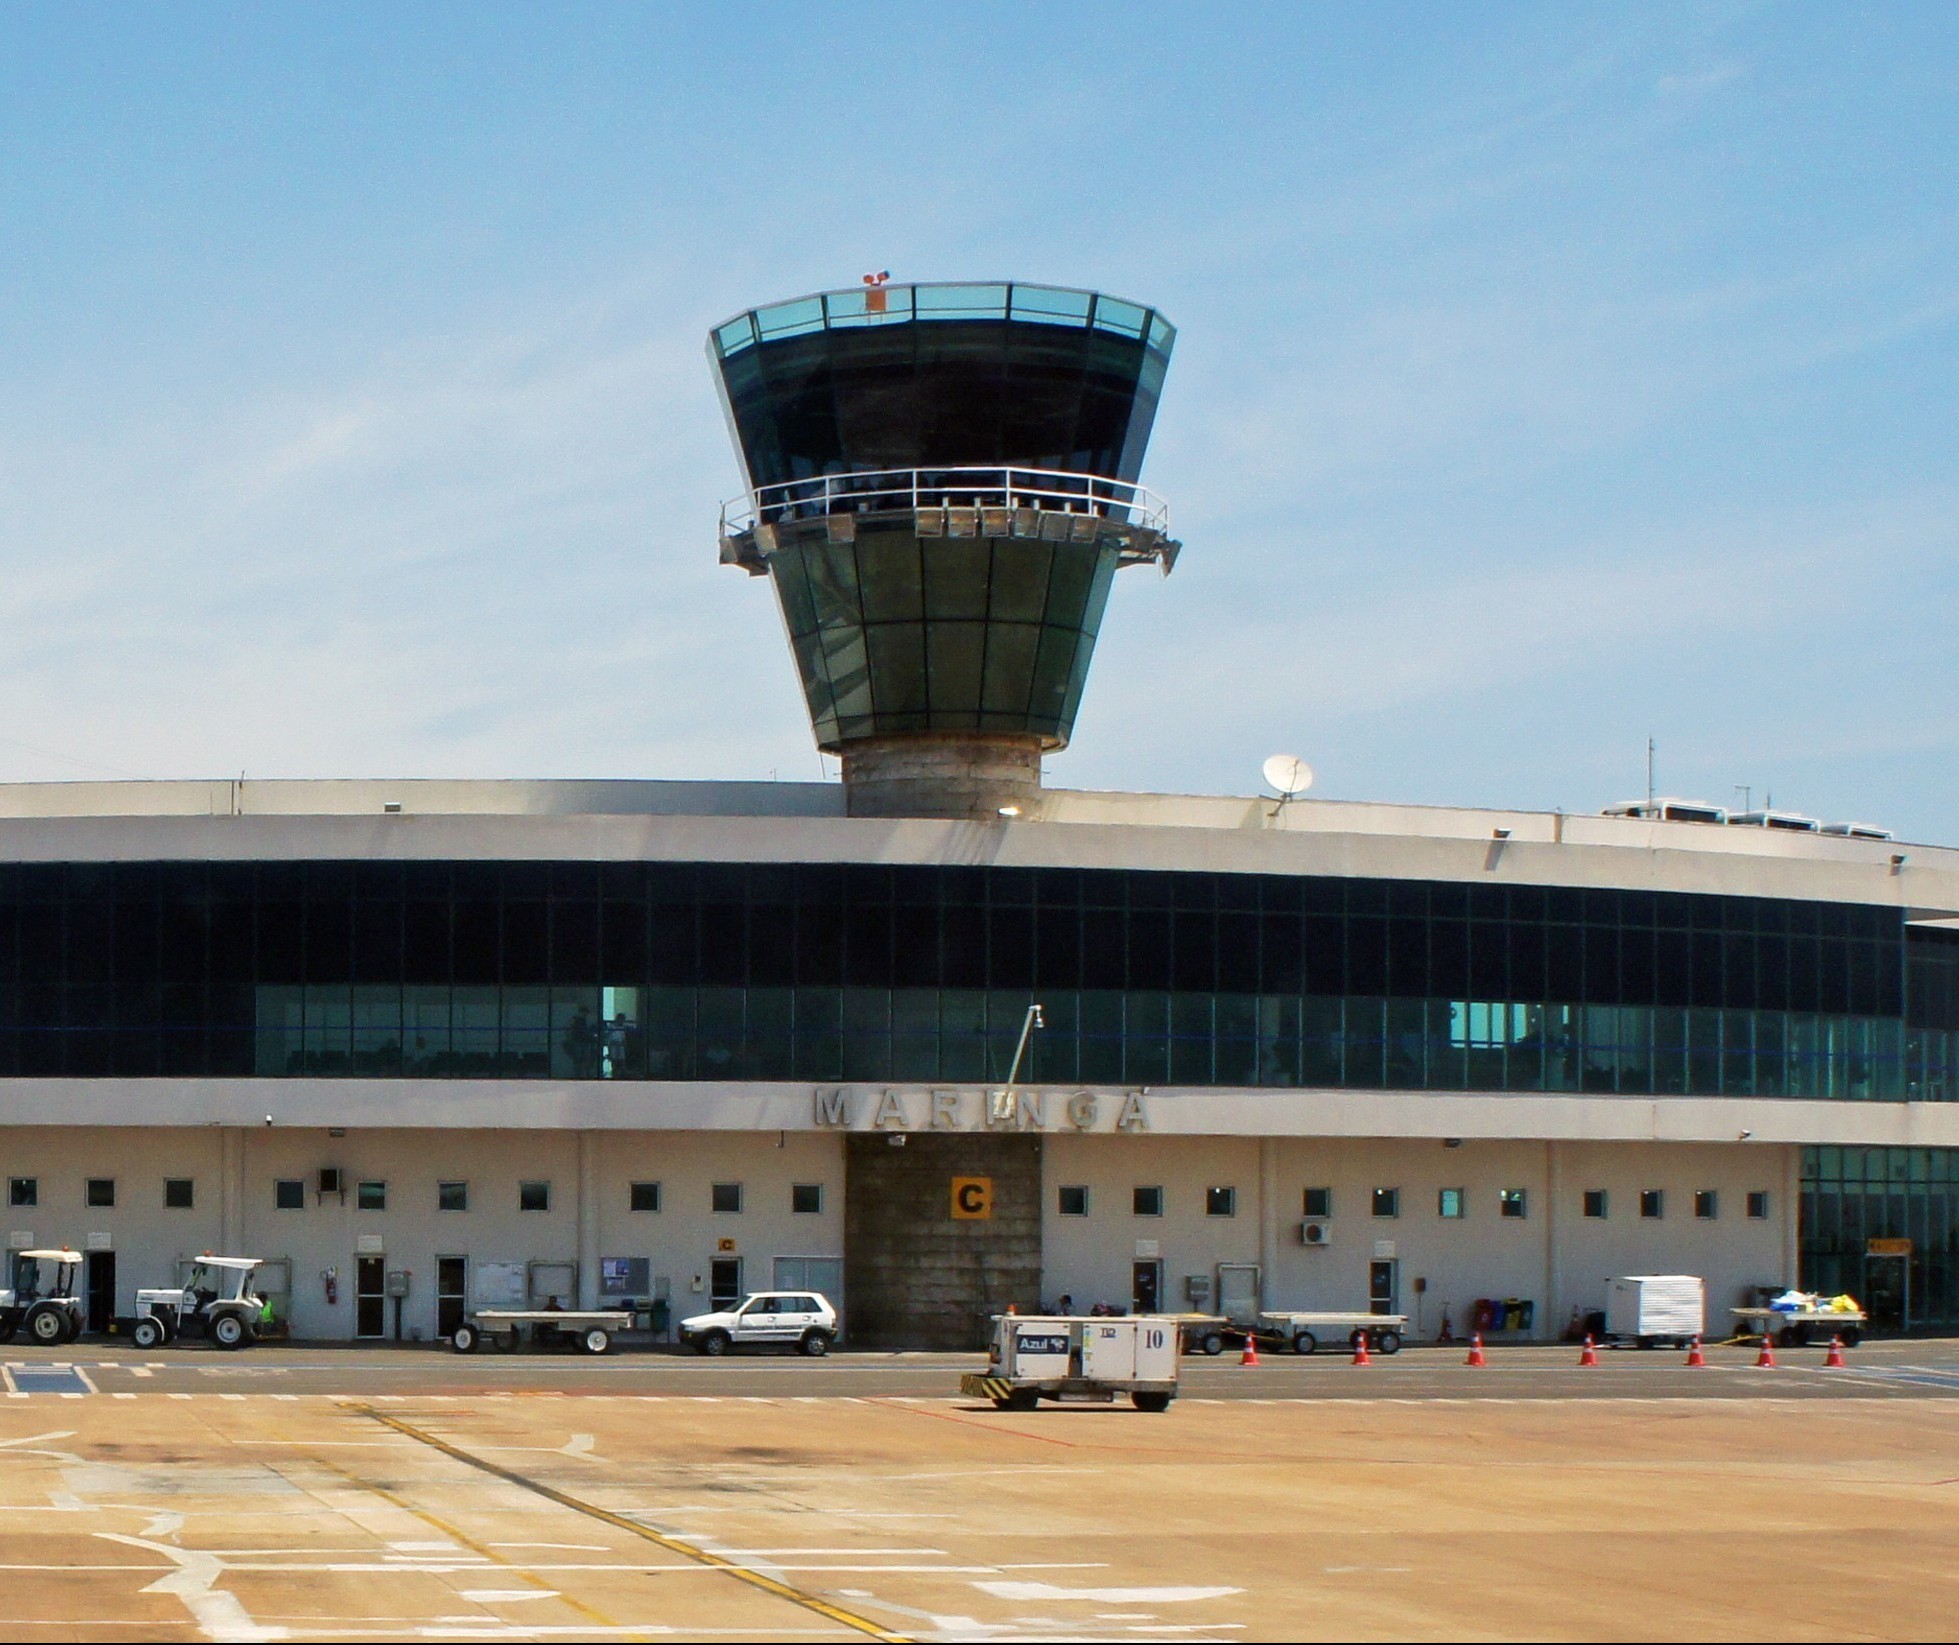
top-left (720, 465), bottom-right (1171, 538)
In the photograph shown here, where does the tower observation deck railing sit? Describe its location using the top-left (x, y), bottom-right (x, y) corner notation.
top-left (719, 465), bottom-right (1176, 575)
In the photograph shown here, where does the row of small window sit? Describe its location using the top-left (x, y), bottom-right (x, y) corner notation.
top-left (1057, 1185), bottom-right (1773, 1221)
top-left (8, 1177), bottom-right (194, 1210)
top-left (268, 1179), bottom-right (827, 1215)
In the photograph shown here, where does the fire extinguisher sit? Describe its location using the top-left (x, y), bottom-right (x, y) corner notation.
top-left (322, 1266), bottom-right (339, 1306)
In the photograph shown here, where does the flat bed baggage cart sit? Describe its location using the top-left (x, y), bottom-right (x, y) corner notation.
top-left (1255, 1311), bottom-right (1407, 1355)
top-left (1732, 1306), bottom-right (1866, 1347)
top-left (451, 1309), bottom-right (629, 1354)
top-left (1169, 1313), bottom-right (1232, 1355)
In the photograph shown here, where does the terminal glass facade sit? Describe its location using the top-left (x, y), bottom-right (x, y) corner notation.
top-left (1801, 1146), bottom-right (1959, 1330)
top-left (0, 860), bottom-right (1952, 1099)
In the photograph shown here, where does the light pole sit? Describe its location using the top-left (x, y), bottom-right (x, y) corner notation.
top-left (990, 1003), bottom-right (1044, 1120)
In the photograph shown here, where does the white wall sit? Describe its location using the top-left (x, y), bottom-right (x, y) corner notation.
top-left (0, 1126), bottom-right (846, 1341)
top-left (1045, 1133), bottom-right (1792, 1340)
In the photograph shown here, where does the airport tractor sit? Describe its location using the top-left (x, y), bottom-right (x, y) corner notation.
top-left (0, 1249), bottom-right (87, 1344)
top-left (124, 1255), bottom-right (267, 1350)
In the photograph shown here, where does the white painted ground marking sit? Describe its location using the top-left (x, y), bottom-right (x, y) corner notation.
top-left (285, 1629), bottom-right (851, 1639)
top-left (458, 1590), bottom-right (559, 1603)
top-left (0, 1430), bottom-right (82, 1461)
top-left (701, 1547), bottom-right (949, 1557)
top-left (97, 1533), bottom-right (284, 1642)
top-left (993, 1563), bottom-right (1110, 1570)
top-left (486, 1543), bottom-right (608, 1552)
top-left (975, 1581), bottom-right (1240, 1604)
top-left (391, 1540), bottom-right (467, 1553)
top-left (112, 1392), bottom-right (136, 1400)
top-left (74, 1368), bottom-right (98, 1393)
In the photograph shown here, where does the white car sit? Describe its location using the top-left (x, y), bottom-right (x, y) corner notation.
top-left (679, 1291), bottom-right (838, 1357)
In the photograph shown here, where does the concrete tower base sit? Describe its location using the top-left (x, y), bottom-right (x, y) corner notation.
top-left (840, 734), bottom-right (1045, 820)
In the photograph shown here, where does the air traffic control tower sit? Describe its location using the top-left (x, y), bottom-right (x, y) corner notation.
top-left (712, 281), bottom-right (1178, 818)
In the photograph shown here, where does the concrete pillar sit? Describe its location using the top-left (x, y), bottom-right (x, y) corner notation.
top-left (221, 1128), bottom-right (246, 1253)
top-left (1257, 1137), bottom-right (1277, 1308)
top-left (1782, 1143), bottom-right (1801, 1288)
top-left (577, 1131), bottom-right (600, 1311)
top-left (1544, 1140), bottom-right (1561, 1341)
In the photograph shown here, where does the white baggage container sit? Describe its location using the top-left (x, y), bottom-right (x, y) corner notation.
top-left (962, 1314), bottom-right (1180, 1412)
top-left (1604, 1275), bottom-right (1705, 1346)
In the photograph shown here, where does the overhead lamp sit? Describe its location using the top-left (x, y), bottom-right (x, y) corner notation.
top-left (997, 804), bottom-right (1022, 818)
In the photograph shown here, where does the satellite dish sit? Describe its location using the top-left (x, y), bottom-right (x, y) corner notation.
top-left (1263, 754), bottom-right (1314, 798)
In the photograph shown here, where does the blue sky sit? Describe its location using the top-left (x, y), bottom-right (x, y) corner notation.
top-left (1, 4), bottom-right (1954, 836)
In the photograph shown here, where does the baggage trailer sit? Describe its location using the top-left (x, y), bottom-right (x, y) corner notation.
top-left (451, 1309), bottom-right (629, 1354)
top-left (961, 1314), bottom-right (1181, 1412)
top-left (1603, 1275), bottom-right (1705, 1348)
top-left (1732, 1306), bottom-right (1866, 1348)
top-left (1255, 1311), bottom-right (1407, 1355)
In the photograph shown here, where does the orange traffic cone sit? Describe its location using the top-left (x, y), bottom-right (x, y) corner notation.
top-left (1685, 1335), bottom-right (1706, 1368)
top-left (1465, 1333), bottom-right (1486, 1367)
top-left (1824, 1335), bottom-right (1846, 1368)
top-left (1755, 1334), bottom-right (1777, 1368)
top-left (1240, 1334), bottom-right (1260, 1367)
top-left (1352, 1333), bottom-right (1372, 1366)
top-left (1578, 1334), bottom-right (1599, 1367)
top-left (1005, 1302), bottom-right (1015, 1315)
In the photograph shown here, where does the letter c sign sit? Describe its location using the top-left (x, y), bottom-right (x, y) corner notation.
top-left (950, 1176), bottom-right (994, 1220)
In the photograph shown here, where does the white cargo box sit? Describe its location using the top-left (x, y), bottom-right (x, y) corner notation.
top-left (1605, 1275), bottom-right (1705, 1344)
top-left (962, 1315), bottom-right (1180, 1412)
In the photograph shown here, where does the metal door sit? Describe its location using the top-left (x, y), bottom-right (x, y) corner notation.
top-left (1132, 1259), bottom-right (1163, 1314)
top-left (355, 1255), bottom-right (386, 1338)
top-left (1217, 1263), bottom-right (1261, 1327)
top-left (436, 1256), bottom-right (467, 1340)
top-left (86, 1250), bottom-right (116, 1335)
top-left (710, 1256), bottom-right (742, 1311)
top-left (1368, 1258), bottom-right (1399, 1316)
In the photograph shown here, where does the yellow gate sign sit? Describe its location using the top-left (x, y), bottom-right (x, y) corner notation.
top-left (950, 1176), bottom-right (994, 1220)
top-left (1867, 1237), bottom-right (1913, 1256)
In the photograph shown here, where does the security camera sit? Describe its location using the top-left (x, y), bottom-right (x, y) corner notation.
top-left (264, 1114), bottom-right (274, 1127)
top-left (1739, 1129), bottom-right (1754, 1140)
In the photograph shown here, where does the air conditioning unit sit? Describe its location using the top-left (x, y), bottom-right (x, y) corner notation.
top-left (1300, 1220), bottom-right (1331, 1248)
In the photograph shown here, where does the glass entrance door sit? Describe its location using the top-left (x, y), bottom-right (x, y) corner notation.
top-left (710, 1256), bottom-right (742, 1311)
top-left (1369, 1258), bottom-right (1400, 1316)
top-left (1132, 1260), bottom-right (1163, 1314)
top-left (1864, 1253), bottom-right (1910, 1330)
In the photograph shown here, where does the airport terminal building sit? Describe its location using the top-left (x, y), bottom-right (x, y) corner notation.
top-left (3, 281), bottom-right (1955, 1346)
